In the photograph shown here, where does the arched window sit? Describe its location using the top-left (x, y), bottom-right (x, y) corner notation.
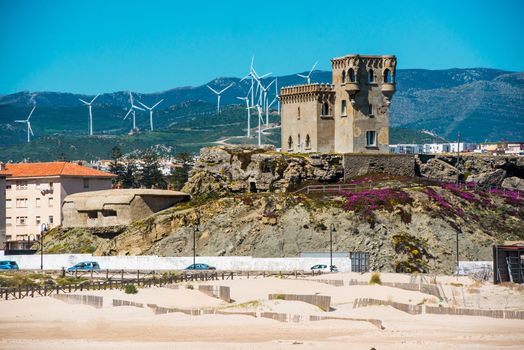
top-left (368, 69), bottom-right (375, 83)
top-left (348, 68), bottom-right (356, 82)
top-left (297, 106), bottom-right (301, 120)
top-left (341, 70), bottom-right (346, 83)
top-left (322, 102), bottom-right (329, 116)
top-left (384, 68), bottom-right (392, 83)
top-left (341, 100), bottom-right (347, 116)
top-left (288, 136), bottom-right (293, 150)
top-left (305, 134), bottom-right (311, 149)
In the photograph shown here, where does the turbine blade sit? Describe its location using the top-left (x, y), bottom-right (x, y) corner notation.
top-left (129, 91), bottom-right (134, 104)
top-left (219, 83), bottom-right (234, 94)
top-left (28, 123), bottom-right (34, 136)
top-left (137, 101), bottom-right (150, 109)
top-left (14, 120), bottom-right (26, 123)
top-left (250, 55), bottom-right (255, 69)
top-left (297, 74), bottom-right (307, 78)
top-left (240, 74), bottom-right (251, 82)
top-left (27, 106), bottom-right (36, 120)
top-left (124, 109), bottom-right (132, 120)
top-left (259, 72), bottom-right (272, 79)
top-left (151, 99), bottom-right (164, 109)
top-left (90, 93), bottom-right (100, 104)
top-left (309, 61), bottom-right (318, 74)
top-left (133, 105), bottom-right (145, 111)
top-left (207, 85), bottom-right (219, 94)
top-left (79, 98), bottom-right (89, 105)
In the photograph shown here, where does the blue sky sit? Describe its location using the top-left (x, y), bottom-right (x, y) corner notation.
top-left (1, 0), bottom-right (523, 94)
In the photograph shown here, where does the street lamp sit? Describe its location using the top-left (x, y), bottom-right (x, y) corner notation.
top-left (330, 223), bottom-right (336, 272)
top-left (193, 221), bottom-right (199, 267)
top-left (40, 223), bottom-right (48, 270)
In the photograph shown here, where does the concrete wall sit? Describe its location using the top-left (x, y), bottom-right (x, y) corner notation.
top-left (343, 154), bottom-right (416, 179)
top-left (0, 252), bottom-right (352, 272)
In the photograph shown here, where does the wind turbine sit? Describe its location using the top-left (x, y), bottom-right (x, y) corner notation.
top-left (14, 106), bottom-right (36, 143)
top-left (297, 61), bottom-right (318, 84)
top-left (79, 94), bottom-right (100, 136)
top-left (207, 83), bottom-right (233, 114)
top-left (137, 99), bottom-right (164, 131)
top-left (124, 91), bottom-right (145, 131)
top-left (237, 85), bottom-right (254, 138)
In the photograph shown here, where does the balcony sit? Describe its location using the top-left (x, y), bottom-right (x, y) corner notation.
top-left (345, 82), bottom-right (360, 93)
top-left (381, 83), bottom-right (396, 92)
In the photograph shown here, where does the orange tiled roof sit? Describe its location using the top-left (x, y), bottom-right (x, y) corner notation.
top-left (0, 162), bottom-right (115, 178)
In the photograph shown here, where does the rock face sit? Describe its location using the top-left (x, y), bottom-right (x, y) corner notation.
top-left (466, 169), bottom-right (507, 187)
top-left (502, 177), bottom-right (524, 191)
top-left (183, 145), bottom-right (344, 196)
top-left (419, 158), bottom-right (459, 181)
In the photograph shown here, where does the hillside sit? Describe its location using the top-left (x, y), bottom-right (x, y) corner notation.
top-left (0, 67), bottom-right (522, 161)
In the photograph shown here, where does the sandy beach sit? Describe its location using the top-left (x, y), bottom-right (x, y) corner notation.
top-left (1, 272), bottom-right (523, 350)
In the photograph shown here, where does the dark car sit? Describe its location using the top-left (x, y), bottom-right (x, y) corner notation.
top-left (0, 260), bottom-right (19, 270)
top-left (185, 263), bottom-right (216, 270)
top-left (67, 261), bottom-right (101, 272)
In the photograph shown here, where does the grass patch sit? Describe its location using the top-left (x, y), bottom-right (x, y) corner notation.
top-left (124, 284), bottom-right (138, 294)
top-left (369, 272), bottom-right (382, 285)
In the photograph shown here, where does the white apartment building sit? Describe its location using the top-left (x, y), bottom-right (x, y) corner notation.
top-left (390, 142), bottom-right (477, 155)
top-left (0, 162), bottom-right (114, 248)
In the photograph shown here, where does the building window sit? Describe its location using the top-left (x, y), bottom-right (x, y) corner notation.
top-left (36, 181), bottom-right (41, 190)
top-left (297, 106), bottom-right (301, 120)
top-left (368, 104), bottom-right (374, 116)
top-left (6, 217), bottom-right (12, 226)
top-left (16, 216), bottom-right (28, 226)
top-left (83, 178), bottom-right (90, 189)
top-left (366, 131), bottom-right (377, 147)
top-left (102, 210), bottom-right (117, 217)
top-left (341, 100), bottom-right (347, 116)
top-left (348, 68), bottom-right (356, 82)
top-left (368, 69), bottom-right (375, 83)
top-left (341, 69), bottom-right (346, 83)
top-left (36, 198), bottom-right (41, 207)
top-left (321, 102), bottom-right (329, 116)
top-left (384, 68), bottom-right (392, 83)
top-left (36, 216), bottom-right (41, 225)
top-left (6, 199), bottom-right (11, 208)
top-left (16, 198), bottom-right (28, 208)
top-left (16, 180), bottom-right (28, 190)
top-left (49, 216), bottom-right (54, 225)
top-left (288, 136), bottom-right (293, 150)
top-left (48, 197), bottom-right (53, 207)
top-left (305, 134), bottom-right (311, 149)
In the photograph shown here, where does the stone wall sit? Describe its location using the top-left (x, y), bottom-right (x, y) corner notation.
top-left (343, 154), bottom-right (416, 179)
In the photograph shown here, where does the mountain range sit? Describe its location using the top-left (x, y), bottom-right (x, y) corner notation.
top-left (0, 67), bottom-right (522, 161)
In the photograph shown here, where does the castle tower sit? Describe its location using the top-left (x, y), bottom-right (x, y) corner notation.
top-left (280, 54), bottom-right (396, 153)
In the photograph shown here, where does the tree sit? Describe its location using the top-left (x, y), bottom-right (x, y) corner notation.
top-left (168, 152), bottom-right (192, 190)
top-left (108, 146), bottom-right (126, 186)
top-left (137, 149), bottom-right (166, 189)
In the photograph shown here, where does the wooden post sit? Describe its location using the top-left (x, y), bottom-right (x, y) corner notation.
top-left (137, 270), bottom-right (140, 286)
top-left (106, 269), bottom-right (109, 280)
top-left (121, 269), bottom-right (124, 282)
top-left (90, 269), bottom-right (93, 280)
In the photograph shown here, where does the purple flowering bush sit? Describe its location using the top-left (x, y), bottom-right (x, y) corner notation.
top-left (342, 188), bottom-right (413, 226)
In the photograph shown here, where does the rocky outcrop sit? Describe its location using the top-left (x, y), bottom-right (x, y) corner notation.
top-left (183, 145), bottom-right (344, 196)
top-left (466, 169), bottom-right (507, 187)
top-left (419, 158), bottom-right (459, 181)
top-left (502, 177), bottom-right (524, 191)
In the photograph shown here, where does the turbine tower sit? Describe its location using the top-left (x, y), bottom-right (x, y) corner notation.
top-left (297, 61), bottom-right (318, 84)
top-left (124, 91), bottom-right (145, 131)
top-left (137, 99), bottom-right (164, 131)
top-left (79, 94), bottom-right (100, 136)
top-left (237, 85), bottom-right (253, 138)
top-left (14, 106), bottom-right (36, 143)
top-left (207, 83), bottom-right (233, 114)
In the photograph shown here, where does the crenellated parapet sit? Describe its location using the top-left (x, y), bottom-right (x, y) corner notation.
top-left (280, 83), bottom-right (335, 104)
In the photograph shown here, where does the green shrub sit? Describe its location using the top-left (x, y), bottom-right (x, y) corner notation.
top-left (369, 272), bottom-right (382, 285)
top-left (274, 293), bottom-right (286, 300)
top-left (124, 284), bottom-right (138, 294)
top-left (185, 283), bottom-right (194, 290)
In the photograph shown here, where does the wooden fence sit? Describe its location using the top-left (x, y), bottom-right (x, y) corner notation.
top-left (348, 279), bottom-right (442, 299)
top-left (268, 293), bottom-right (331, 311)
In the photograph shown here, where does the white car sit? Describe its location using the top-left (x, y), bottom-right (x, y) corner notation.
top-left (310, 264), bottom-right (338, 273)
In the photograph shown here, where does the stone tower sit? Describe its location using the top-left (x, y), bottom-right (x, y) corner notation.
top-left (280, 54), bottom-right (396, 153)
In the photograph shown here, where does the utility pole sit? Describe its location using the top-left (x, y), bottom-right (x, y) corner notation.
top-left (330, 223), bottom-right (336, 271)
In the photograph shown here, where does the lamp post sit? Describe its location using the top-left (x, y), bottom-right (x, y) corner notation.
top-left (193, 222), bottom-right (199, 267)
top-left (455, 226), bottom-right (461, 275)
top-left (40, 223), bottom-right (48, 271)
top-left (330, 223), bottom-right (336, 272)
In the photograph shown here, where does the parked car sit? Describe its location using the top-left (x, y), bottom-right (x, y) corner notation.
top-left (310, 264), bottom-right (338, 273)
top-left (0, 260), bottom-right (19, 270)
top-left (67, 261), bottom-right (101, 272)
top-left (185, 263), bottom-right (216, 270)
